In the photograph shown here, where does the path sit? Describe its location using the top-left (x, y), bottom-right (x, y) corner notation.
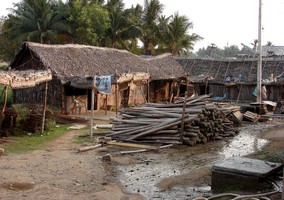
top-left (0, 128), bottom-right (143, 200)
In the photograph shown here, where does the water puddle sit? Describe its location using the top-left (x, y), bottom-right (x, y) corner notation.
top-left (115, 123), bottom-right (272, 199)
top-left (219, 124), bottom-right (270, 158)
top-left (1, 182), bottom-right (35, 191)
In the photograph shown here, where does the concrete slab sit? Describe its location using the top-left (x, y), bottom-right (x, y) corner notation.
top-left (211, 157), bottom-right (283, 192)
top-left (212, 157), bottom-right (283, 178)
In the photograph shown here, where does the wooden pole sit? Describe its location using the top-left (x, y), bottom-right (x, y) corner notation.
top-left (147, 80), bottom-right (150, 102)
top-left (180, 77), bottom-right (188, 141)
top-left (61, 85), bottom-right (65, 114)
top-left (257, 0), bottom-right (262, 103)
top-left (282, 168), bottom-right (284, 200)
top-left (41, 82), bottom-right (48, 134)
top-left (105, 95), bottom-right (108, 115)
top-left (115, 83), bottom-right (118, 114)
top-left (90, 76), bottom-right (95, 139)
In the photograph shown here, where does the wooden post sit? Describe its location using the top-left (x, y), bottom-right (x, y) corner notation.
top-left (282, 168), bottom-right (284, 200)
top-left (90, 76), bottom-right (95, 139)
top-left (115, 83), bottom-right (118, 114)
top-left (105, 95), bottom-right (108, 115)
top-left (115, 70), bottom-right (118, 114)
top-left (41, 82), bottom-right (48, 134)
top-left (180, 77), bottom-right (189, 141)
top-left (61, 85), bottom-right (65, 114)
top-left (176, 81), bottom-right (180, 98)
top-left (147, 80), bottom-right (150, 102)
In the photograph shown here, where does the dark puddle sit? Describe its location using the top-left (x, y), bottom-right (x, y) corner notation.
top-left (116, 123), bottom-right (273, 199)
top-left (1, 182), bottom-right (35, 191)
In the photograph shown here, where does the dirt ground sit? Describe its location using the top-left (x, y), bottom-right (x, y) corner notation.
top-left (0, 116), bottom-right (283, 200)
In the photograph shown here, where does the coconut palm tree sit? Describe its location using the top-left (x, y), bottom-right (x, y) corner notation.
top-left (104, 0), bottom-right (128, 48)
top-left (6, 0), bottom-right (70, 44)
top-left (103, 0), bottom-right (142, 52)
top-left (140, 0), bottom-right (164, 55)
top-left (159, 13), bottom-right (201, 56)
top-left (266, 41), bottom-right (273, 46)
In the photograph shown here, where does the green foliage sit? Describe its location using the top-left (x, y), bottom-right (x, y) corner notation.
top-left (68, 0), bottom-right (110, 45)
top-left (196, 44), bottom-right (249, 58)
top-left (1, 0), bottom-right (203, 57)
top-left (11, 104), bottom-right (29, 132)
top-left (0, 85), bottom-right (12, 106)
top-left (103, 0), bottom-right (142, 49)
top-left (0, 62), bottom-right (9, 70)
top-left (1, 124), bottom-right (69, 154)
top-left (158, 13), bottom-right (202, 56)
top-left (0, 17), bottom-right (18, 62)
top-left (44, 118), bottom-right (56, 132)
top-left (3, 0), bottom-right (71, 44)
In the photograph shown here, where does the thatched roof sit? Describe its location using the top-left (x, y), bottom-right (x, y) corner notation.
top-left (177, 57), bottom-right (284, 84)
top-left (10, 42), bottom-right (184, 84)
top-left (0, 70), bottom-right (52, 89)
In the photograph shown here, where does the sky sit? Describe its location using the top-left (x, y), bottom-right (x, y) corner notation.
top-left (1, 0), bottom-right (284, 51)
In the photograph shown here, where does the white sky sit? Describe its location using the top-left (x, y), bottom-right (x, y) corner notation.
top-left (1, 0), bottom-right (284, 51)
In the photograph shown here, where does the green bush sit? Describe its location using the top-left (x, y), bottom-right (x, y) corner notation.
top-left (0, 85), bottom-right (12, 106)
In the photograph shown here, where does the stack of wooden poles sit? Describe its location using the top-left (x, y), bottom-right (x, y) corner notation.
top-left (107, 94), bottom-right (239, 146)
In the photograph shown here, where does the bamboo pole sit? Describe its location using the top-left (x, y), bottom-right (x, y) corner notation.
top-left (180, 76), bottom-right (189, 141)
top-left (77, 144), bottom-right (102, 152)
top-left (105, 95), bottom-right (108, 115)
top-left (41, 82), bottom-right (48, 134)
top-left (128, 117), bottom-right (195, 140)
top-left (147, 79), bottom-right (150, 102)
top-left (61, 85), bottom-right (65, 114)
top-left (115, 71), bottom-right (118, 114)
top-left (115, 83), bottom-right (118, 114)
top-left (90, 76), bottom-right (95, 139)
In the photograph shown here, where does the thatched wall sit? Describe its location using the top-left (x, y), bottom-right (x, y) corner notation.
top-left (13, 77), bottom-right (62, 106)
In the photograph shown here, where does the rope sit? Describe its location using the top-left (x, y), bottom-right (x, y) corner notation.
top-left (193, 182), bottom-right (280, 200)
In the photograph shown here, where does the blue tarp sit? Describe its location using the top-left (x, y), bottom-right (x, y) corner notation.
top-left (95, 76), bottom-right (112, 94)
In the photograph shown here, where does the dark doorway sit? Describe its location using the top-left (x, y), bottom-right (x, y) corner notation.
top-left (200, 84), bottom-right (209, 95)
top-left (121, 88), bottom-right (129, 108)
top-left (87, 89), bottom-right (97, 110)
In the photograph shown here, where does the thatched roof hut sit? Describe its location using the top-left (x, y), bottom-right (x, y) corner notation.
top-left (10, 42), bottom-right (185, 112)
top-left (177, 57), bottom-right (284, 84)
top-left (11, 42), bottom-right (184, 84)
top-left (176, 57), bottom-right (284, 101)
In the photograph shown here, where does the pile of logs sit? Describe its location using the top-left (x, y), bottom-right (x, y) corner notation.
top-left (107, 94), bottom-right (239, 146)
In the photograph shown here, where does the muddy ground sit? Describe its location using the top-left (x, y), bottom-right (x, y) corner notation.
top-left (0, 116), bottom-right (283, 200)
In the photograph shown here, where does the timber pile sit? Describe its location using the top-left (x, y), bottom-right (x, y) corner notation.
top-left (107, 94), bottom-right (239, 146)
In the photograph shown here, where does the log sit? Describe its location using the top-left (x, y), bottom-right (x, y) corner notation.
top-left (106, 141), bottom-right (158, 150)
top-left (108, 144), bottom-right (174, 155)
top-left (108, 94), bottom-right (239, 147)
top-left (77, 144), bottom-right (102, 152)
top-left (128, 117), bottom-right (195, 140)
top-left (183, 132), bottom-right (198, 137)
top-left (96, 124), bottom-right (113, 129)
